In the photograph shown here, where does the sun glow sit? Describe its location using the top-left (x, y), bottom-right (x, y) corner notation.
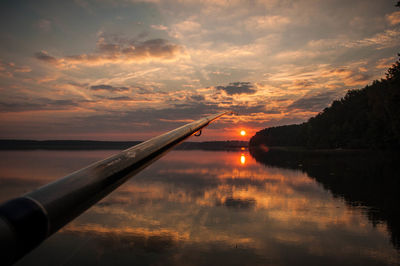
top-left (240, 130), bottom-right (246, 136)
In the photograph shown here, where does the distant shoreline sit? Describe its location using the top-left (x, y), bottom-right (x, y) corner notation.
top-left (249, 146), bottom-right (370, 153)
top-left (0, 139), bottom-right (248, 151)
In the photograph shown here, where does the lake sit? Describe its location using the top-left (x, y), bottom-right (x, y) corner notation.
top-left (0, 149), bottom-right (399, 265)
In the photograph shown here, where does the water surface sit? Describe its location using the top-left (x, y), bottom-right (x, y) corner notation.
top-left (0, 150), bottom-right (399, 265)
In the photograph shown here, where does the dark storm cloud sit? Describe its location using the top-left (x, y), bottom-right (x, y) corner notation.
top-left (89, 84), bottom-right (130, 92)
top-left (216, 82), bottom-right (256, 95)
top-left (287, 91), bottom-right (338, 112)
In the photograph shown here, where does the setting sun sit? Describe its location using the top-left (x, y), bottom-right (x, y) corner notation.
top-left (240, 130), bottom-right (246, 136)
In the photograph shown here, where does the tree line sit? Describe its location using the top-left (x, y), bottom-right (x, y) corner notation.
top-left (250, 55), bottom-right (400, 149)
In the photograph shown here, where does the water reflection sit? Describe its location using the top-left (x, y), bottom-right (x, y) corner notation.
top-left (249, 147), bottom-right (400, 252)
top-left (240, 154), bottom-right (246, 165)
top-left (0, 150), bottom-right (399, 265)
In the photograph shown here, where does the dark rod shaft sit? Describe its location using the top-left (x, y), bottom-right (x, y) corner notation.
top-left (0, 111), bottom-right (231, 265)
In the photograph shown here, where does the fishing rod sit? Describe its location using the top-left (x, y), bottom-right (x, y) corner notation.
top-left (0, 111), bottom-right (232, 265)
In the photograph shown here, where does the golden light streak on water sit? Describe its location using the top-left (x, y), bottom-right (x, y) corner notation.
top-left (240, 154), bottom-right (246, 165)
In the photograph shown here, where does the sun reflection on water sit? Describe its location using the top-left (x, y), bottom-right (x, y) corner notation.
top-left (240, 154), bottom-right (246, 165)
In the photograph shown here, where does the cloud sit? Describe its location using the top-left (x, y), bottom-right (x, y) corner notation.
top-left (376, 57), bottom-right (396, 69)
top-left (216, 82), bottom-right (256, 95)
top-left (244, 15), bottom-right (290, 30)
top-left (0, 98), bottom-right (83, 112)
top-left (68, 81), bottom-right (89, 88)
top-left (0, 60), bottom-right (31, 77)
top-left (386, 11), bottom-right (400, 25)
top-left (35, 36), bottom-right (185, 67)
top-left (89, 84), bottom-right (130, 92)
top-left (96, 95), bottom-right (133, 101)
top-left (34, 51), bottom-right (59, 65)
top-left (37, 19), bottom-right (52, 32)
top-left (307, 28), bottom-right (400, 52)
top-left (287, 91), bottom-right (338, 112)
top-left (151, 24), bottom-right (168, 31)
top-left (127, 39), bottom-right (182, 59)
top-left (171, 19), bottom-right (202, 38)
top-left (321, 68), bottom-right (371, 86)
top-left (345, 29), bottom-right (400, 49)
top-left (221, 197), bottom-right (256, 210)
top-left (4, 0), bottom-right (399, 141)
top-left (70, 102), bottom-right (223, 133)
top-left (189, 94), bottom-right (205, 101)
top-left (291, 80), bottom-right (316, 89)
top-left (275, 50), bottom-right (322, 61)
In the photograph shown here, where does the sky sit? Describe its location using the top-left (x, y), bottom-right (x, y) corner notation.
top-left (0, 0), bottom-right (399, 141)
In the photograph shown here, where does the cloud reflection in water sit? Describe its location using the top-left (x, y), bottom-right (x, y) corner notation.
top-left (0, 150), bottom-right (398, 265)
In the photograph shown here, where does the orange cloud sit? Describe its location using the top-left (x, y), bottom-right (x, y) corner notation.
top-left (0, 60), bottom-right (32, 78)
top-left (321, 68), bottom-right (370, 86)
top-left (386, 11), bottom-right (400, 25)
top-left (376, 56), bottom-right (396, 69)
top-left (345, 29), bottom-right (400, 49)
top-left (244, 15), bottom-right (290, 30)
top-left (35, 38), bottom-right (185, 68)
